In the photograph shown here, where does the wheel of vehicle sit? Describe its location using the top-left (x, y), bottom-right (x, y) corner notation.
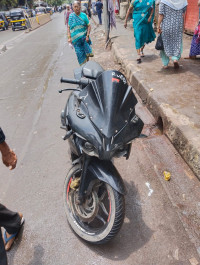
top-left (12, 27), bottom-right (15, 31)
top-left (63, 164), bottom-right (125, 244)
top-left (3, 27), bottom-right (5, 31)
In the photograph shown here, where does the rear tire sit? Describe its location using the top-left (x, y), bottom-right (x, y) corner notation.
top-left (63, 165), bottom-right (125, 244)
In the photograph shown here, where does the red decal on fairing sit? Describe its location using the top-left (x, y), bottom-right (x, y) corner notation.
top-left (112, 78), bottom-right (120, 83)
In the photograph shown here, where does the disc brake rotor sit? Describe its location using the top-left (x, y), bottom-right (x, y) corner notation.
top-left (71, 190), bottom-right (99, 223)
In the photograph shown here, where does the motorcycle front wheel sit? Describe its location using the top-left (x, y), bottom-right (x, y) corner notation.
top-left (63, 164), bottom-right (125, 244)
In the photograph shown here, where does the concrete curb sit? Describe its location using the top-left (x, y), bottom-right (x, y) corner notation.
top-left (112, 42), bottom-right (200, 179)
top-left (28, 14), bottom-right (52, 32)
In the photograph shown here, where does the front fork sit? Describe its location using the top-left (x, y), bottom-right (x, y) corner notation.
top-left (76, 154), bottom-right (91, 204)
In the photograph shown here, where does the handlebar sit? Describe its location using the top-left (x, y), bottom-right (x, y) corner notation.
top-left (60, 77), bottom-right (90, 86)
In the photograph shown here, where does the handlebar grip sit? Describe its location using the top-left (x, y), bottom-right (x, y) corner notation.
top-left (60, 77), bottom-right (90, 86)
top-left (60, 78), bottom-right (80, 85)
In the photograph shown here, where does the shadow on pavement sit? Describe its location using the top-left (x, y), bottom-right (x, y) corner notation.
top-left (85, 180), bottom-right (153, 261)
top-left (27, 245), bottom-right (44, 265)
top-left (8, 234), bottom-right (45, 265)
top-left (141, 54), bottom-right (159, 63)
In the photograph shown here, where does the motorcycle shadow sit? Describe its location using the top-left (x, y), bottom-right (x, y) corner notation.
top-left (83, 180), bottom-right (153, 261)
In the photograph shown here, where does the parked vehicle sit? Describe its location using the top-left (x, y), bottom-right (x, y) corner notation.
top-left (59, 61), bottom-right (144, 244)
top-left (35, 7), bottom-right (46, 15)
top-left (0, 13), bottom-right (8, 30)
top-left (46, 7), bottom-right (53, 15)
top-left (10, 8), bottom-right (28, 31)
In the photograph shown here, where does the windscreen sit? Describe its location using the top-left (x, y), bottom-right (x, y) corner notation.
top-left (11, 12), bottom-right (22, 17)
top-left (79, 70), bottom-right (138, 138)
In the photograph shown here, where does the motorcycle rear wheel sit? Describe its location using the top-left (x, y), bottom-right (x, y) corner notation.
top-left (63, 164), bottom-right (125, 244)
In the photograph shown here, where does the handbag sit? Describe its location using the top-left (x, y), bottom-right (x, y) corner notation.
top-left (155, 34), bottom-right (164, 50)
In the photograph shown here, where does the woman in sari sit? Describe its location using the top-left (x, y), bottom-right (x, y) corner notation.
top-left (188, 1), bottom-right (200, 59)
top-left (124, 0), bottom-right (156, 64)
top-left (68, 1), bottom-right (94, 65)
top-left (157, 0), bottom-right (187, 69)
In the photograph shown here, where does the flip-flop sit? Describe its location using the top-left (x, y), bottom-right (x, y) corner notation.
top-left (4, 217), bottom-right (25, 251)
top-left (173, 61), bottom-right (179, 69)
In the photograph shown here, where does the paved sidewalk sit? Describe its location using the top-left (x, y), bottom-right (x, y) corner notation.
top-left (110, 17), bottom-right (200, 179)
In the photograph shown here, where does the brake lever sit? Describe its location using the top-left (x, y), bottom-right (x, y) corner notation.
top-left (59, 88), bottom-right (81, 93)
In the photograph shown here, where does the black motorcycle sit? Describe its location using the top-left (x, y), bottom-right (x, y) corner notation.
top-left (59, 61), bottom-right (144, 244)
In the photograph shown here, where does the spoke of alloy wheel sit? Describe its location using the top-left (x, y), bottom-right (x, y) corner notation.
top-left (85, 205), bottom-right (94, 212)
top-left (79, 205), bottom-right (87, 216)
top-left (99, 202), bottom-right (109, 216)
top-left (87, 197), bottom-right (93, 204)
top-left (99, 190), bottom-right (107, 201)
top-left (96, 214), bottom-right (106, 225)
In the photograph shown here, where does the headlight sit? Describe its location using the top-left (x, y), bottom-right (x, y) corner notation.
top-left (84, 142), bottom-right (94, 151)
top-left (82, 141), bottom-right (98, 157)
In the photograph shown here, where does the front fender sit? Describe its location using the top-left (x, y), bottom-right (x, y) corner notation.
top-left (87, 157), bottom-right (126, 195)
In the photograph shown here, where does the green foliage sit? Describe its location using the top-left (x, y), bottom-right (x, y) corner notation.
top-left (47, 0), bottom-right (66, 6)
top-left (0, 0), bottom-right (18, 9)
top-left (0, 0), bottom-right (34, 9)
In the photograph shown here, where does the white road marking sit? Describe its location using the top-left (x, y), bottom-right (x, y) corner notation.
top-left (145, 182), bottom-right (153, 197)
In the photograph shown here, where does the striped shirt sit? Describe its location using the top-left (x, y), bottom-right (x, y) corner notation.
top-left (0, 128), bottom-right (5, 143)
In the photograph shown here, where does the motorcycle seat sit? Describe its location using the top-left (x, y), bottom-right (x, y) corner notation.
top-left (82, 61), bottom-right (104, 79)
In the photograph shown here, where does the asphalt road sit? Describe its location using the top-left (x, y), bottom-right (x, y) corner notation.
top-left (0, 13), bottom-right (200, 265)
top-left (0, 27), bottom-right (24, 45)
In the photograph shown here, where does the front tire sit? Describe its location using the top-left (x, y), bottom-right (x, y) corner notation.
top-left (63, 165), bottom-right (125, 244)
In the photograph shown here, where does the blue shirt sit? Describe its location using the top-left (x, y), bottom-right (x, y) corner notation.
top-left (95, 1), bottom-right (103, 12)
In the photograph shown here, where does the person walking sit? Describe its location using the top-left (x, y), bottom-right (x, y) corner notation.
top-left (0, 127), bottom-right (24, 265)
top-left (124, 0), bottom-right (156, 64)
top-left (95, 0), bottom-right (103, 25)
top-left (68, 1), bottom-right (93, 65)
top-left (188, 0), bottom-right (200, 59)
top-left (157, 0), bottom-right (188, 69)
top-left (64, 5), bottom-right (72, 26)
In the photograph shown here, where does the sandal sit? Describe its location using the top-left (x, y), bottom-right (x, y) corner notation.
top-left (141, 52), bottom-right (145, 57)
top-left (173, 61), bottom-right (179, 69)
top-left (137, 55), bottom-right (142, 64)
top-left (4, 214), bottom-right (25, 251)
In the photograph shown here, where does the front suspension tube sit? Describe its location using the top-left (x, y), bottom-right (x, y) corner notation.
top-left (77, 155), bottom-right (91, 204)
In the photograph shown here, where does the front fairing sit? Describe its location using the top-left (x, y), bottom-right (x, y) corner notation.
top-left (67, 70), bottom-right (144, 159)
top-left (67, 92), bottom-right (102, 154)
top-left (79, 70), bottom-right (138, 138)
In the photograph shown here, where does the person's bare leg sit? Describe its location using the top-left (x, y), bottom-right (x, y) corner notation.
top-left (137, 49), bottom-right (141, 63)
top-left (141, 45), bottom-right (145, 57)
